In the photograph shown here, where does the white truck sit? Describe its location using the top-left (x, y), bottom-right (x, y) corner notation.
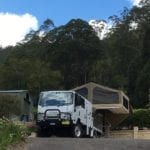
top-left (37, 90), bottom-right (102, 137)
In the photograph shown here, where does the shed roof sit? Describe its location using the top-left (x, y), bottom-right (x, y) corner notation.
top-left (0, 90), bottom-right (28, 93)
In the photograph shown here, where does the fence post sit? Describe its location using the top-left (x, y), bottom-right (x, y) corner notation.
top-left (133, 126), bottom-right (139, 139)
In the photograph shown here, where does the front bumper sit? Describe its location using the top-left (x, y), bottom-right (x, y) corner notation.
top-left (37, 119), bottom-right (72, 128)
top-left (37, 109), bottom-right (72, 128)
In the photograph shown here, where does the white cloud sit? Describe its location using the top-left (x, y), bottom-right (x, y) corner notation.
top-left (89, 20), bottom-right (112, 40)
top-left (0, 13), bottom-right (38, 48)
top-left (129, 0), bottom-right (142, 6)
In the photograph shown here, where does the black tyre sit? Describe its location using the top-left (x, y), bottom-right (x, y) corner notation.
top-left (73, 124), bottom-right (83, 138)
top-left (37, 126), bottom-right (51, 137)
top-left (93, 130), bottom-right (101, 138)
top-left (93, 130), bottom-right (98, 138)
top-left (37, 126), bottom-right (43, 137)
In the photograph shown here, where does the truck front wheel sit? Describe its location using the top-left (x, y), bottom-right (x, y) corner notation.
top-left (37, 126), bottom-right (51, 137)
top-left (73, 124), bottom-right (83, 138)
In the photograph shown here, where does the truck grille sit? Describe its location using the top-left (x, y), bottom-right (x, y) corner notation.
top-left (45, 110), bottom-right (60, 119)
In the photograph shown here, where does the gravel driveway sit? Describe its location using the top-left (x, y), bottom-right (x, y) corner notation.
top-left (25, 137), bottom-right (150, 150)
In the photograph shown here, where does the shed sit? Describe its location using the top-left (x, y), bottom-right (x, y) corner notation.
top-left (0, 90), bottom-right (33, 121)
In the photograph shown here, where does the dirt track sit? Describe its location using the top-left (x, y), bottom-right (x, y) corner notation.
top-left (24, 137), bottom-right (150, 150)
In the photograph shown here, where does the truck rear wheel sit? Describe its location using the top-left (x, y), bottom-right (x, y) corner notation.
top-left (73, 124), bottom-right (83, 138)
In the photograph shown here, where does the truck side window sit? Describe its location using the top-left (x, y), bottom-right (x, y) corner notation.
top-left (75, 94), bottom-right (80, 107)
top-left (80, 97), bottom-right (85, 108)
top-left (75, 94), bottom-right (85, 108)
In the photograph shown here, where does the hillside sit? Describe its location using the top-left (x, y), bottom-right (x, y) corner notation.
top-left (0, 1), bottom-right (149, 108)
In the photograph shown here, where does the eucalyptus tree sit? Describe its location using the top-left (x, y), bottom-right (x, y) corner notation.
top-left (44, 19), bottom-right (102, 88)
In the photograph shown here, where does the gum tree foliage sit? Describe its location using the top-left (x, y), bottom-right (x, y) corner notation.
top-left (100, 1), bottom-right (150, 107)
top-left (0, 58), bottom-right (62, 104)
top-left (0, 1), bottom-right (149, 108)
top-left (43, 19), bottom-right (102, 89)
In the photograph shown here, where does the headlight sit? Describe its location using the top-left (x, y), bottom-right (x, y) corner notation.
top-left (38, 113), bottom-right (44, 120)
top-left (60, 113), bottom-right (70, 120)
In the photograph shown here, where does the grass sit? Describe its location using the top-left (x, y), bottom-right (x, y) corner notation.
top-left (0, 118), bottom-right (29, 150)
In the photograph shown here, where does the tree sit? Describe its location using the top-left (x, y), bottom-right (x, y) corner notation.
top-left (0, 58), bottom-right (62, 104)
top-left (0, 4), bottom-right (150, 109)
top-left (46, 19), bottom-right (102, 88)
top-left (102, 3), bottom-right (150, 107)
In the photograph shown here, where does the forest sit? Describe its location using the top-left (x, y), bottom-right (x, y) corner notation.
top-left (0, 0), bottom-right (149, 108)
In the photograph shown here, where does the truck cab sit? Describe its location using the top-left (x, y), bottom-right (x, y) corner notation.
top-left (37, 91), bottom-right (94, 137)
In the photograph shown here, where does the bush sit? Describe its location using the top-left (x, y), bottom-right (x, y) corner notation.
top-left (0, 118), bottom-right (29, 149)
top-left (0, 95), bottom-right (21, 118)
top-left (120, 109), bottom-right (150, 129)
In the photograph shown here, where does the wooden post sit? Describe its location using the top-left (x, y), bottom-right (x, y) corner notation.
top-left (148, 89), bottom-right (150, 109)
top-left (133, 126), bottom-right (139, 139)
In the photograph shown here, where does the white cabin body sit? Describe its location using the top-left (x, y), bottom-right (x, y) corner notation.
top-left (37, 91), bottom-right (100, 137)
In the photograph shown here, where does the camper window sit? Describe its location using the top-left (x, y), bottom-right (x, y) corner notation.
top-left (123, 97), bottom-right (129, 109)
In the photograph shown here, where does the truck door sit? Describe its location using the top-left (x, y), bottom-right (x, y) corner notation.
top-left (74, 94), bottom-right (87, 125)
top-left (85, 101), bottom-right (93, 128)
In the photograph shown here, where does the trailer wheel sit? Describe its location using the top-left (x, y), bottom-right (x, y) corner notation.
top-left (73, 124), bottom-right (83, 138)
top-left (93, 130), bottom-right (101, 138)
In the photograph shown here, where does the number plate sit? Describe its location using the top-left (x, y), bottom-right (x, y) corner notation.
top-left (50, 122), bottom-right (56, 125)
top-left (61, 121), bottom-right (70, 125)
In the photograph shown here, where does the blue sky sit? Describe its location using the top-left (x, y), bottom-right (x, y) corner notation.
top-left (0, 0), bottom-right (133, 26)
top-left (0, 0), bottom-right (139, 47)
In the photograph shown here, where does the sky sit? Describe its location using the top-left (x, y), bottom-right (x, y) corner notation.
top-left (0, 0), bottom-right (141, 48)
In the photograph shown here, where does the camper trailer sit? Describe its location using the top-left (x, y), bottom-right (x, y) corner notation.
top-left (72, 82), bottom-right (131, 131)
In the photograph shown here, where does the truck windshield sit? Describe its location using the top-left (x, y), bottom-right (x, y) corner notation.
top-left (39, 92), bottom-right (73, 107)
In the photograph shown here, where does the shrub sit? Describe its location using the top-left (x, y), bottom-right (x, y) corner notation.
top-left (0, 118), bottom-right (28, 149)
top-left (120, 109), bottom-right (150, 129)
